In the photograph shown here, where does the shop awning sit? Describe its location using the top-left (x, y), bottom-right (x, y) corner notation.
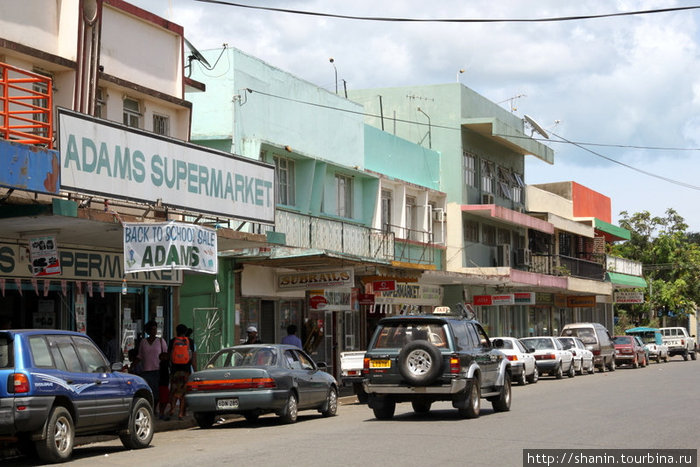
top-left (594, 218), bottom-right (631, 242)
top-left (607, 272), bottom-right (647, 288)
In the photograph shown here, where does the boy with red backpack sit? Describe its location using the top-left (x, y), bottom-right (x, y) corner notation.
top-left (168, 324), bottom-right (196, 420)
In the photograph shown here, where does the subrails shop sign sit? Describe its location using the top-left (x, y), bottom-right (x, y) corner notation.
top-left (58, 108), bottom-right (275, 223)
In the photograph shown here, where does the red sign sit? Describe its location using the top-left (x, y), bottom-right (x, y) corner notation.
top-left (358, 293), bottom-right (375, 306)
top-left (309, 295), bottom-right (328, 310)
top-left (373, 280), bottom-right (396, 292)
top-left (473, 295), bottom-right (493, 306)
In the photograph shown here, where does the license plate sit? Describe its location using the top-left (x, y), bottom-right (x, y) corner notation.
top-left (370, 359), bottom-right (391, 369)
top-left (216, 398), bottom-right (239, 410)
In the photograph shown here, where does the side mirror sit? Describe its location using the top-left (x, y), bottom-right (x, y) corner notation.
top-left (111, 362), bottom-right (124, 372)
top-left (492, 338), bottom-right (504, 349)
top-left (528, 348), bottom-right (536, 353)
top-left (316, 361), bottom-right (328, 371)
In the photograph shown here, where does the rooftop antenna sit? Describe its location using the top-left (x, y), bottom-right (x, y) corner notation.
top-left (184, 38), bottom-right (227, 77)
top-left (498, 93), bottom-right (526, 112)
top-left (524, 114), bottom-right (549, 139)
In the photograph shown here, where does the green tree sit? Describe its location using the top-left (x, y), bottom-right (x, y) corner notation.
top-left (613, 209), bottom-right (700, 324)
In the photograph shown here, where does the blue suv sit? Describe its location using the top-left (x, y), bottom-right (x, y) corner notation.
top-left (0, 330), bottom-right (154, 463)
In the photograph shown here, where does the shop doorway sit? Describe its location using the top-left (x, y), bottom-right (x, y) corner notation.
top-left (86, 293), bottom-right (119, 361)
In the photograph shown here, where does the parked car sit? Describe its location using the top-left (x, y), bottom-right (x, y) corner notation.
top-left (612, 335), bottom-right (647, 368)
top-left (520, 336), bottom-right (575, 379)
top-left (625, 327), bottom-right (668, 363)
top-left (185, 344), bottom-right (338, 427)
top-left (362, 306), bottom-right (512, 420)
top-left (0, 330), bottom-right (154, 463)
top-left (659, 327), bottom-right (697, 361)
top-left (557, 336), bottom-right (595, 375)
top-left (560, 323), bottom-right (616, 372)
top-left (340, 350), bottom-right (368, 403)
top-left (491, 336), bottom-right (538, 385)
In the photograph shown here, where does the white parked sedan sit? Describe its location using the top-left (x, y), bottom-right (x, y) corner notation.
top-left (558, 336), bottom-right (595, 375)
top-left (520, 336), bottom-right (575, 379)
top-left (491, 336), bottom-right (538, 385)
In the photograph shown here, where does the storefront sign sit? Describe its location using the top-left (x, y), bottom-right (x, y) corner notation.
top-left (358, 293), bottom-right (375, 306)
top-left (473, 295), bottom-right (493, 306)
top-left (277, 269), bottom-right (354, 290)
top-left (123, 221), bottom-right (217, 274)
top-left (29, 235), bottom-right (61, 276)
top-left (0, 241), bottom-right (182, 284)
top-left (514, 292), bottom-right (535, 305)
top-left (307, 289), bottom-right (352, 311)
top-left (567, 295), bottom-right (597, 307)
top-left (372, 280), bottom-right (395, 292)
top-left (535, 293), bottom-right (553, 305)
top-left (473, 294), bottom-right (516, 306)
top-left (58, 109), bottom-right (275, 223)
top-left (309, 295), bottom-right (329, 310)
top-left (374, 284), bottom-right (442, 306)
top-left (614, 291), bottom-right (645, 304)
top-left (554, 294), bottom-right (568, 307)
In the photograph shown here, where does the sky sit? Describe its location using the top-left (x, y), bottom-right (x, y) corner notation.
top-left (130, 0), bottom-right (700, 232)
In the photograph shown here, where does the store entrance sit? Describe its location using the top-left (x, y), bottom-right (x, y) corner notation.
top-left (86, 293), bottom-right (120, 362)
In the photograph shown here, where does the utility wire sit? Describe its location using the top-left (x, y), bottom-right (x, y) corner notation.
top-left (244, 87), bottom-right (700, 191)
top-left (196, 1), bottom-right (700, 23)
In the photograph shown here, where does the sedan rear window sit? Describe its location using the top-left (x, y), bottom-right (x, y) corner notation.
top-left (521, 338), bottom-right (555, 350)
top-left (613, 336), bottom-right (633, 345)
top-left (206, 347), bottom-right (278, 368)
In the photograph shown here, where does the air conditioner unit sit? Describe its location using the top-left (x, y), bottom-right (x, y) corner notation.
top-left (496, 244), bottom-right (511, 267)
top-left (516, 248), bottom-right (532, 266)
top-left (481, 193), bottom-right (495, 204)
top-left (432, 209), bottom-right (446, 222)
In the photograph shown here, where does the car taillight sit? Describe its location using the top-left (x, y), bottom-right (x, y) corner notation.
top-left (362, 357), bottom-right (370, 376)
top-left (186, 377), bottom-right (276, 392)
top-left (10, 374), bottom-right (30, 394)
top-left (592, 349), bottom-right (600, 356)
top-left (681, 339), bottom-right (685, 346)
top-left (535, 353), bottom-right (555, 360)
top-left (449, 356), bottom-right (460, 374)
top-left (506, 355), bottom-right (518, 361)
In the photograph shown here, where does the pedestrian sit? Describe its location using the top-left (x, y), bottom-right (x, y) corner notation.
top-left (158, 354), bottom-right (170, 420)
top-left (245, 325), bottom-right (262, 344)
top-left (137, 321), bottom-right (168, 408)
top-left (281, 324), bottom-right (302, 348)
top-left (169, 324), bottom-right (195, 420)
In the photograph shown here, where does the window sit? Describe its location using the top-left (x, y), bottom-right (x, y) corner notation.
top-left (405, 195), bottom-right (417, 239)
top-left (95, 87), bottom-right (106, 119)
top-left (123, 97), bottom-right (141, 128)
top-left (53, 336), bottom-right (83, 373)
top-left (29, 336), bottom-right (53, 367)
top-left (463, 151), bottom-right (476, 187)
top-left (285, 350), bottom-right (301, 369)
top-left (464, 220), bottom-right (479, 243)
top-left (481, 160), bottom-right (494, 194)
top-left (512, 172), bottom-right (525, 203)
top-left (294, 350), bottom-right (314, 370)
top-left (153, 114), bottom-right (169, 136)
top-left (497, 228), bottom-right (511, 245)
top-left (335, 174), bottom-right (352, 218)
top-left (497, 167), bottom-right (513, 200)
top-left (381, 189), bottom-right (392, 232)
top-left (73, 336), bottom-right (109, 373)
top-left (273, 155), bottom-right (295, 206)
top-left (482, 224), bottom-right (496, 246)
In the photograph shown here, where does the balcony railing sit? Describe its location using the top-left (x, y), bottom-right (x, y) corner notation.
top-left (605, 255), bottom-right (643, 276)
top-left (531, 253), bottom-right (605, 281)
top-left (1, 62), bottom-right (53, 148)
top-left (386, 224), bottom-right (435, 265)
top-left (275, 209), bottom-right (394, 261)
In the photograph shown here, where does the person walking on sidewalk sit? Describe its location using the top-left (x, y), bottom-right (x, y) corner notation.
top-left (137, 321), bottom-right (168, 408)
top-left (281, 324), bottom-right (302, 348)
top-left (169, 324), bottom-right (196, 420)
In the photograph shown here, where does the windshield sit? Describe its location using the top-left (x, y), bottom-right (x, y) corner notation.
top-left (628, 332), bottom-right (655, 344)
top-left (206, 347), bottom-right (278, 368)
top-left (558, 338), bottom-right (574, 350)
top-left (373, 323), bottom-right (448, 349)
top-left (521, 338), bottom-right (555, 350)
top-left (613, 336), bottom-right (633, 345)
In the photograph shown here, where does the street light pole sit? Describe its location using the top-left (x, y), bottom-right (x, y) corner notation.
top-left (329, 58), bottom-right (338, 94)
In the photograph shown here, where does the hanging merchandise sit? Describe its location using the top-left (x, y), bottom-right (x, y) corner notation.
top-left (122, 278), bottom-right (128, 295)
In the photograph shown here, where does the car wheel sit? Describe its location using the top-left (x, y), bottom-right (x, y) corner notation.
top-left (243, 411), bottom-right (260, 423)
top-left (567, 361), bottom-right (575, 378)
top-left (588, 360), bottom-right (595, 374)
top-left (353, 382), bottom-right (369, 404)
top-left (527, 366), bottom-right (539, 384)
top-left (458, 380), bottom-right (480, 419)
top-left (576, 359), bottom-right (583, 375)
top-left (656, 355), bottom-right (661, 363)
top-left (119, 397), bottom-right (154, 450)
top-left (194, 412), bottom-right (216, 429)
top-left (411, 400), bottom-right (432, 414)
top-left (608, 357), bottom-right (616, 371)
top-left (555, 363), bottom-right (563, 379)
top-left (35, 406), bottom-right (74, 463)
top-left (632, 357), bottom-right (639, 369)
top-left (691, 351), bottom-right (697, 361)
top-left (372, 399), bottom-right (396, 420)
top-left (491, 377), bottom-right (511, 412)
top-left (321, 387), bottom-right (338, 417)
top-left (517, 370), bottom-right (527, 386)
top-left (398, 340), bottom-right (443, 386)
top-left (279, 393), bottom-right (298, 424)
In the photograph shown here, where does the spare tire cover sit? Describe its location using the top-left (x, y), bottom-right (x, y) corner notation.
top-left (398, 340), bottom-right (444, 386)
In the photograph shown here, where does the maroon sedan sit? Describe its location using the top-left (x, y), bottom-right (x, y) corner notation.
top-left (613, 335), bottom-right (647, 368)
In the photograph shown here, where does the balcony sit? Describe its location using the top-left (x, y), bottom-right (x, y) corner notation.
top-left (387, 224), bottom-right (436, 265)
top-left (531, 253), bottom-right (605, 281)
top-left (275, 209), bottom-right (394, 261)
top-left (605, 255), bottom-right (643, 276)
top-left (1, 62), bottom-right (53, 148)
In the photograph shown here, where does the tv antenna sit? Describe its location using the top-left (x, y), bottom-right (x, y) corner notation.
top-left (184, 38), bottom-right (227, 77)
top-left (524, 114), bottom-right (549, 139)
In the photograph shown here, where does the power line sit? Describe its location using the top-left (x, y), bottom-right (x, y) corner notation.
top-left (195, 1), bottom-right (700, 24)
top-left (243, 87), bottom-right (700, 191)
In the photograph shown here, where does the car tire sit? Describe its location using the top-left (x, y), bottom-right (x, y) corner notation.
top-left (194, 412), bottom-right (216, 429)
top-left (372, 399), bottom-right (396, 420)
top-left (279, 393), bottom-right (298, 424)
top-left (411, 400), bottom-right (432, 414)
top-left (656, 355), bottom-right (661, 363)
top-left (683, 350), bottom-right (689, 361)
top-left (119, 397), bottom-right (154, 450)
top-left (588, 361), bottom-right (595, 374)
top-left (567, 361), bottom-right (575, 378)
top-left (321, 387), bottom-right (338, 417)
top-left (491, 377), bottom-right (511, 412)
top-left (554, 363), bottom-right (563, 379)
top-left (632, 357), bottom-right (639, 369)
top-left (527, 366), bottom-right (539, 384)
top-left (353, 382), bottom-right (369, 404)
top-left (398, 340), bottom-right (443, 386)
top-left (691, 351), bottom-right (697, 361)
top-left (517, 370), bottom-right (527, 386)
top-left (35, 406), bottom-right (74, 463)
top-left (243, 411), bottom-right (260, 423)
top-left (576, 359), bottom-right (583, 375)
top-left (457, 380), bottom-right (480, 419)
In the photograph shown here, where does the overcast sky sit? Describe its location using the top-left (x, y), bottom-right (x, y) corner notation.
top-left (131, 0), bottom-right (700, 232)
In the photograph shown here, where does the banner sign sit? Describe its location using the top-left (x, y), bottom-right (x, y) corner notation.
top-left (374, 284), bottom-right (442, 306)
top-left (473, 294), bottom-right (516, 306)
top-left (514, 292), bottom-right (535, 305)
top-left (614, 291), bottom-right (645, 304)
top-left (473, 295), bottom-right (492, 306)
top-left (567, 295), bottom-right (597, 307)
top-left (277, 269), bottom-right (354, 290)
top-left (29, 235), bottom-right (61, 276)
top-left (123, 221), bottom-right (217, 274)
top-left (372, 280), bottom-right (395, 292)
top-left (58, 109), bottom-right (275, 223)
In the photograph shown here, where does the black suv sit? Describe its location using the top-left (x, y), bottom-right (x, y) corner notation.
top-left (362, 308), bottom-right (511, 420)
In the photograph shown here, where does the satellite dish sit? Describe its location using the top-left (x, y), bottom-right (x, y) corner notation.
top-left (524, 114), bottom-right (549, 139)
top-left (184, 37), bottom-right (212, 70)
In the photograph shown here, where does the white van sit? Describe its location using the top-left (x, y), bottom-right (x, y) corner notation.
top-left (561, 322), bottom-right (616, 372)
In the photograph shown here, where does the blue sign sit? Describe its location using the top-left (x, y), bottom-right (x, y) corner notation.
top-left (0, 139), bottom-right (60, 194)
